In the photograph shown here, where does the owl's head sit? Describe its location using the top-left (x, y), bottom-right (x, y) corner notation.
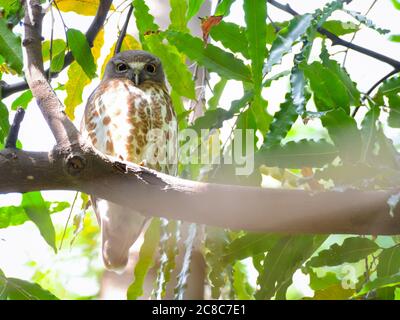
top-left (103, 50), bottom-right (165, 86)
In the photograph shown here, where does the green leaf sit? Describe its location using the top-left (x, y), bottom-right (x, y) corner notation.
top-left (301, 61), bottom-right (351, 113)
top-left (187, 0), bottom-right (205, 21)
top-left (169, 0), bottom-right (188, 32)
top-left (392, 0), bottom-right (400, 10)
top-left (190, 91), bottom-right (253, 133)
top-left (223, 233), bottom-right (280, 262)
top-left (390, 34), bottom-right (400, 42)
top-left (376, 246), bottom-right (400, 299)
top-left (360, 105), bottom-right (380, 162)
top-left (50, 50), bottom-right (66, 73)
top-left (209, 22), bottom-right (249, 59)
top-left (41, 39), bottom-right (66, 62)
top-left (0, 275), bottom-right (59, 300)
top-left (66, 28), bottom-right (97, 79)
top-left (263, 93), bottom-right (298, 148)
top-left (320, 45), bottom-right (360, 107)
top-left (171, 90), bottom-right (188, 130)
top-left (344, 10), bottom-right (390, 35)
top-left (321, 20), bottom-right (359, 36)
top-left (0, 101), bottom-right (10, 143)
top-left (308, 270), bottom-right (341, 291)
top-left (215, 0), bottom-right (234, 16)
top-left (11, 90), bottom-right (33, 110)
top-left (127, 218), bottom-right (160, 300)
top-left (257, 139), bottom-right (338, 168)
top-left (21, 192), bottom-right (57, 252)
top-left (307, 237), bottom-right (379, 268)
top-left (208, 78), bottom-right (228, 110)
top-left (357, 274), bottom-right (400, 297)
top-left (321, 108), bottom-right (361, 162)
top-left (0, 17), bottom-right (22, 73)
top-left (174, 223), bottom-right (197, 300)
top-left (388, 94), bottom-right (400, 128)
top-left (133, 0), bottom-right (159, 42)
top-left (205, 227), bottom-right (229, 299)
top-left (166, 31), bottom-right (252, 82)
top-left (233, 261), bottom-right (255, 300)
top-left (377, 75), bottom-right (400, 97)
top-left (145, 34), bottom-right (195, 99)
top-left (255, 235), bottom-right (326, 300)
top-left (265, 14), bottom-right (313, 73)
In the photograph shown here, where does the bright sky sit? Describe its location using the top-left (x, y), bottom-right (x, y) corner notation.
top-left (1, 0), bottom-right (400, 298)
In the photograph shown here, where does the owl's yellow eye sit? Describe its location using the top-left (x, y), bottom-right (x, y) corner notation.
top-left (116, 63), bottom-right (128, 72)
top-left (145, 63), bottom-right (156, 74)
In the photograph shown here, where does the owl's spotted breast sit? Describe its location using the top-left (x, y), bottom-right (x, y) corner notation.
top-left (83, 78), bottom-right (177, 173)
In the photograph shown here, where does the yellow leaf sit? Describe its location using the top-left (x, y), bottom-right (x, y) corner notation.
top-left (312, 284), bottom-right (355, 300)
top-left (101, 35), bottom-right (142, 77)
top-left (64, 29), bottom-right (104, 120)
top-left (55, 0), bottom-right (115, 16)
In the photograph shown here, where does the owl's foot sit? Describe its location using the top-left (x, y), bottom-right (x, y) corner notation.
top-left (139, 160), bottom-right (147, 167)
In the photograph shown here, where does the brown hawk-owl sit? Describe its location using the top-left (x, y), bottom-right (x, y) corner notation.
top-left (81, 50), bottom-right (177, 271)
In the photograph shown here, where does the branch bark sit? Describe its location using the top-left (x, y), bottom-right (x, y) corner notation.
top-left (1, 0), bottom-right (399, 238)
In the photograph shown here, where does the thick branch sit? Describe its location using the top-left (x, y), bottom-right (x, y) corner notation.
top-left (0, 0), bottom-right (112, 99)
top-left (0, 148), bottom-right (399, 235)
top-left (267, 0), bottom-right (400, 70)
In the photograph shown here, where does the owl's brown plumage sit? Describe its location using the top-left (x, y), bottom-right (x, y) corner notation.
top-left (82, 50), bottom-right (177, 271)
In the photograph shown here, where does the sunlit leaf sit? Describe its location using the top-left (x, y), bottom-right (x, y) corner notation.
top-left (187, 0), bottom-right (205, 21)
top-left (208, 78), bottom-right (227, 110)
top-left (360, 105), bottom-right (380, 162)
top-left (215, 0), bottom-right (234, 16)
top-left (344, 9), bottom-right (390, 34)
top-left (307, 237), bottom-right (379, 268)
top-left (0, 101), bottom-right (10, 143)
top-left (321, 20), bottom-right (359, 36)
top-left (11, 90), bottom-right (32, 110)
top-left (376, 246), bottom-right (400, 299)
top-left (166, 31), bottom-right (252, 82)
top-left (0, 17), bottom-right (22, 73)
top-left (233, 261), bottom-right (254, 300)
top-left (133, 0), bottom-right (159, 42)
top-left (169, 0), bottom-right (188, 32)
top-left (54, 0), bottom-right (114, 16)
top-left (127, 218), bottom-right (160, 300)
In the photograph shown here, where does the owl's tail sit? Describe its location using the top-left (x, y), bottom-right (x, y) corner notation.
top-left (93, 198), bottom-right (148, 272)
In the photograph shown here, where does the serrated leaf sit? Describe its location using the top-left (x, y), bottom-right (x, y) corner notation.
top-left (169, 0), bottom-right (188, 32)
top-left (0, 275), bottom-right (59, 300)
top-left (166, 31), bottom-right (252, 82)
top-left (66, 28), bottom-right (97, 79)
top-left (208, 78), bottom-right (227, 110)
top-left (321, 108), bottom-right (361, 162)
top-left (321, 20), bottom-right (359, 36)
top-left (54, 0), bottom-right (114, 16)
top-left (127, 218), bottom-right (160, 300)
top-left (11, 90), bottom-right (32, 110)
top-left (0, 18), bottom-right (22, 73)
top-left (344, 9), bottom-right (390, 35)
top-left (133, 0), bottom-right (159, 42)
top-left (65, 29), bottom-right (103, 120)
top-left (307, 237), bottom-right (379, 268)
top-left (223, 233), bottom-right (280, 262)
top-left (209, 22), bottom-right (249, 59)
top-left (265, 14), bottom-right (313, 73)
top-left (187, 0), bottom-right (205, 21)
top-left (376, 246), bottom-right (400, 299)
top-left (191, 91), bottom-right (253, 133)
top-left (301, 61), bottom-right (351, 113)
top-left (233, 261), bottom-right (255, 300)
top-left (263, 93), bottom-right (298, 148)
top-left (360, 105), bottom-right (380, 162)
top-left (21, 192), bottom-right (57, 252)
top-left (174, 223), bottom-right (197, 300)
top-left (257, 139), bottom-right (338, 168)
top-left (255, 235), bottom-right (326, 300)
top-left (145, 34), bottom-right (195, 99)
top-left (215, 0), bottom-right (234, 16)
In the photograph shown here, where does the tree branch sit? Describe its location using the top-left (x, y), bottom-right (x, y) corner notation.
top-left (114, 4), bottom-right (133, 54)
top-left (1, 0), bottom-right (398, 238)
top-left (267, 0), bottom-right (400, 70)
top-left (5, 107), bottom-right (25, 149)
top-left (0, 0), bottom-right (113, 99)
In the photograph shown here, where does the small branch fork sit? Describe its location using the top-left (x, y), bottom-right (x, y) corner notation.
top-left (0, 0), bottom-right (399, 236)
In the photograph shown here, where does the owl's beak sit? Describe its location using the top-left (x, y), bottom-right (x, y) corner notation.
top-left (133, 72), bottom-right (140, 86)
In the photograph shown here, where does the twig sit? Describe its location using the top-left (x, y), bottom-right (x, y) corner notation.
top-left (5, 108), bottom-right (25, 149)
top-left (351, 69), bottom-right (399, 117)
top-left (114, 4), bottom-right (134, 54)
top-left (267, 0), bottom-right (400, 70)
top-left (1, 0), bottom-right (113, 99)
top-left (59, 191), bottom-right (78, 250)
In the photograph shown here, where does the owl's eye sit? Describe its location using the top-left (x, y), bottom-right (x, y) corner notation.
top-left (145, 63), bottom-right (156, 74)
top-left (116, 63), bottom-right (128, 72)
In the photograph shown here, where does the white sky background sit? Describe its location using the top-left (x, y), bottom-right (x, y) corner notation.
top-left (1, 0), bottom-right (400, 298)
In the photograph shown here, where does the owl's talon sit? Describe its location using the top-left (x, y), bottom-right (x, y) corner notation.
top-left (139, 160), bottom-right (146, 167)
